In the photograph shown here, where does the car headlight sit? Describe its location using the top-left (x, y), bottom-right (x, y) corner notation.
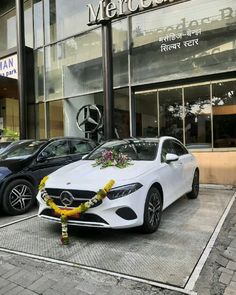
top-left (107, 183), bottom-right (143, 200)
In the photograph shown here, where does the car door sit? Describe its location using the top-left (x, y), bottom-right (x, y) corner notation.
top-left (159, 139), bottom-right (184, 207)
top-left (171, 140), bottom-right (194, 192)
top-left (30, 139), bottom-right (71, 184)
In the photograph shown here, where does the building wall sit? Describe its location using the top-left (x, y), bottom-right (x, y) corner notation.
top-left (193, 152), bottom-right (236, 185)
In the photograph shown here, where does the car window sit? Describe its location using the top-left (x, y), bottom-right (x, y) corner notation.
top-left (70, 140), bottom-right (94, 154)
top-left (40, 140), bottom-right (70, 158)
top-left (161, 140), bottom-right (174, 162)
top-left (172, 141), bottom-right (189, 156)
top-left (0, 141), bottom-right (46, 160)
top-left (87, 140), bottom-right (159, 161)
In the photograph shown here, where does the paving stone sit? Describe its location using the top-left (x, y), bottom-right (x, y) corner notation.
top-left (43, 288), bottom-right (64, 295)
top-left (232, 272), bottom-right (236, 282)
top-left (0, 263), bottom-right (15, 276)
top-left (18, 289), bottom-right (38, 295)
top-left (51, 280), bottom-right (78, 293)
top-left (229, 281), bottom-right (236, 289)
top-left (4, 285), bottom-right (25, 295)
top-left (108, 287), bottom-right (133, 295)
top-left (219, 267), bottom-right (234, 275)
top-left (224, 286), bottom-right (236, 295)
top-left (0, 277), bottom-right (9, 289)
top-left (223, 248), bottom-right (236, 262)
top-left (28, 276), bottom-right (56, 293)
top-left (216, 256), bottom-right (229, 267)
top-left (0, 282), bottom-right (17, 295)
top-left (229, 231), bottom-right (236, 239)
top-left (190, 287), bottom-right (211, 295)
top-left (1, 267), bottom-right (21, 279)
top-left (219, 272), bottom-right (232, 285)
top-left (8, 270), bottom-right (41, 288)
top-left (67, 290), bottom-right (90, 295)
top-left (92, 285), bottom-right (111, 295)
top-left (75, 281), bottom-right (97, 295)
top-left (227, 261), bottom-right (236, 271)
top-left (229, 239), bottom-right (236, 249)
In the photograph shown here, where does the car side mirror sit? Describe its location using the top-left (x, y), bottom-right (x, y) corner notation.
top-left (165, 153), bottom-right (179, 163)
top-left (37, 152), bottom-right (48, 163)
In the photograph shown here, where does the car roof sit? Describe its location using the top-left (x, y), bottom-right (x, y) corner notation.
top-left (104, 136), bottom-right (179, 142)
top-left (47, 137), bottom-right (93, 142)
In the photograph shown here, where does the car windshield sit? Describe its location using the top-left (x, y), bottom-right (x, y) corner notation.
top-left (0, 140), bottom-right (46, 160)
top-left (86, 139), bottom-right (159, 161)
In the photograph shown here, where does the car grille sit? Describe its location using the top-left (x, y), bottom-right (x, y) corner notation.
top-left (45, 188), bottom-right (101, 208)
top-left (41, 209), bottom-right (108, 224)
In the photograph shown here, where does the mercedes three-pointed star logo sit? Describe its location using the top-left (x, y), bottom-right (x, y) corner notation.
top-left (60, 191), bottom-right (74, 207)
top-left (76, 104), bottom-right (103, 134)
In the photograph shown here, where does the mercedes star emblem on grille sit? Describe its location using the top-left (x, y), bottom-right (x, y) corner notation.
top-left (60, 191), bottom-right (74, 207)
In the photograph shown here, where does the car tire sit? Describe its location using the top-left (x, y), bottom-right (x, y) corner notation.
top-left (186, 170), bottom-right (199, 199)
top-left (141, 186), bottom-right (162, 234)
top-left (2, 179), bottom-right (36, 215)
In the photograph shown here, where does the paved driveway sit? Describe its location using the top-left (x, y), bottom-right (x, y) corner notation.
top-left (0, 189), bottom-right (234, 290)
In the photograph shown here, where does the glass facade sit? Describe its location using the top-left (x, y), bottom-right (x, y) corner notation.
top-left (184, 85), bottom-right (211, 148)
top-left (131, 0), bottom-right (236, 85)
top-left (44, 29), bottom-right (103, 100)
top-left (114, 88), bottom-right (130, 138)
top-left (135, 92), bottom-right (158, 137)
top-left (113, 19), bottom-right (128, 87)
top-left (0, 8), bottom-right (16, 52)
top-left (159, 89), bottom-right (183, 142)
top-left (44, 0), bottom-right (98, 44)
top-left (32, 0), bottom-right (236, 148)
top-left (48, 100), bottom-right (63, 137)
top-left (36, 103), bottom-right (45, 139)
top-left (1, 0), bottom-right (235, 151)
top-left (64, 93), bottom-right (104, 140)
top-left (212, 81), bottom-right (236, 148)
top-left (35, 48), bottom-right (44, 102)
top-left (33, 0), bottom-right (44, 48)
top-left (135, 81), bottom-right (236, 149)
top-left (0, 0), bottom-right (33, 54)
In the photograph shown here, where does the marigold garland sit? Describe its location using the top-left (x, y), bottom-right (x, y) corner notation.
top-left (39, 177), bottom-right (115, 244)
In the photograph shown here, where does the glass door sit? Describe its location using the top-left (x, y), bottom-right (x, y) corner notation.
top-left (134, 91), bottom-right (158, 137)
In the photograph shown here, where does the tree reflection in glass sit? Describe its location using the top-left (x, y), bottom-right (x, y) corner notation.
top-left (184, 85), bottom-right (211, 149)
top-left (159, 88), bottom-right (183, 142)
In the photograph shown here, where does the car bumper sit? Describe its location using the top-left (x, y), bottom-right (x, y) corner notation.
top-left (37, 187), bottom-right (146, 229)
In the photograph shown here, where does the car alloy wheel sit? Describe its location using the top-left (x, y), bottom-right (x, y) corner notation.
top-left (141, 186), bottom-right (162, 233)
top-left (148, 190), bottom-right (161, 228)
top-left (2, 179), bottom-right (35, 215)
top-left (10, 184), bottom-right (32, 210)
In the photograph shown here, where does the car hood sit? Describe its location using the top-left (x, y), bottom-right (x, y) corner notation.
top-left (45, 160), bottom-right (156, 190)
top-left (0, 158), bottom-right (30, 177)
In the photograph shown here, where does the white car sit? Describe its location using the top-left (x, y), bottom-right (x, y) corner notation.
top-left (37, 137), bottom-right (199, 233)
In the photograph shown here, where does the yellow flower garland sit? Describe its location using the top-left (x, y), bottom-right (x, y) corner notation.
top-left (38, 177), bottom-right (115, 244)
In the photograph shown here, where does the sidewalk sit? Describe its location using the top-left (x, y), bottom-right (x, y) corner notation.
top-left (194, 193), bottom-right (236, 295)
top-left (0, 252), bottom-right (181, 295)
top-left (0, 192), bottom-right (235, 295)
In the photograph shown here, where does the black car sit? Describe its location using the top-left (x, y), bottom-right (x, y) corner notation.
top-left (0, 137), bottom-right (96, 215)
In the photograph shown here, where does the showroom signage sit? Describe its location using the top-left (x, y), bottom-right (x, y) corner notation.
top-left (0, 54), bottom-right (18, 79)
top-left (87, 0), bottom-right (185, 25)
